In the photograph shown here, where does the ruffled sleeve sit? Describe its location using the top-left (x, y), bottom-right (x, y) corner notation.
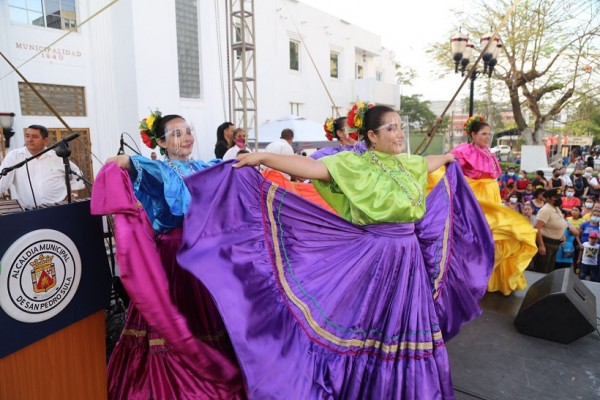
top-left (450, 143), bottom-right (501, 180)
top-left (129, 156), bottom-right (220, 232)
top-left (313, 151), bottom-right (427, 225)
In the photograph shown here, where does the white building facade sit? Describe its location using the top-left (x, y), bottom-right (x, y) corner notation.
top-left (0, 0), bottom-right (399, 177)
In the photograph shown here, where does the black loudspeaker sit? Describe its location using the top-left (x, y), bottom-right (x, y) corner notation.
top-left (514, 269), bottom-right (597, 344)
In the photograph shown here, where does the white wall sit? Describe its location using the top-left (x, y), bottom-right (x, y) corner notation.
top-left (0, 0), bottom-right (399, 169)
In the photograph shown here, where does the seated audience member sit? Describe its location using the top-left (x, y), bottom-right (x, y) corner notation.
top-left (561, 186), bottom-right (580, 216)
top-left (532, 170), bottom-right (548, 190)
top-left (571, 169), bottom-right (589, 199)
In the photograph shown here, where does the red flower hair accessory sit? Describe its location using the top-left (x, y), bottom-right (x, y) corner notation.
top-left (323, 118), bottom-right (335, 141)
top-left (347, 101), bottom-right (374, 131)
top-left (138, 109), bottom-right (163, 154)
top-left (463, 115), bottom-right (486, 135)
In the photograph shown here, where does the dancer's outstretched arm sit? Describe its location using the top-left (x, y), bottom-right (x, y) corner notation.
top-left (234, 153), bottom-right (331, 182)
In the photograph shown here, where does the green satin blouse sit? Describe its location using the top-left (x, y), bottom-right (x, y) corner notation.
top-left (313, 150), bottom-right (427, 225)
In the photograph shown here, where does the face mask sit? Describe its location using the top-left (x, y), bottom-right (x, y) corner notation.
top-left (585, 173), bottom-right (592, 178)
top-left (553, 174), bottom-right (560, 178)
top-left (586, 202), bottom-right (594, 208)
top-left (510, 198), bottom-right (517, 204)
top-left (566, 192), bottom-right (574, 198)
top-left (508, 172), bottom-right (515, 176)
top-left (592, 216), bottom-right (600, 223)
top-left (235, 139), bottom-right (245, 147)
top-left (575, 174), bottom-right (582, 178)
top-left (518, 174), bottom-right (524, 180)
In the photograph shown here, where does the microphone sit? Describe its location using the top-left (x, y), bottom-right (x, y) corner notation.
top-left (61, 132), bottom-right (81, 144)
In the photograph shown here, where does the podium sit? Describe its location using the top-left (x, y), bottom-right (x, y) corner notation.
top-left (0, 201), bottom-right (112, 399)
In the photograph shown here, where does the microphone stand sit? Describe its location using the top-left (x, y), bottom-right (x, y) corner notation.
top-left (116, 132), bottom-right (141, 156)
top-left (55, 141), bottom-right (73, 203)
top-left (0, 132), bottom-right (81, 179)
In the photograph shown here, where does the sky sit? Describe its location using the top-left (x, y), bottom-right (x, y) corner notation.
top-left (300, 0), bottom-right (475, 102)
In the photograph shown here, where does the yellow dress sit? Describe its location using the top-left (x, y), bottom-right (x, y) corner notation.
top-left (429, 144), bottom-right (537, 295)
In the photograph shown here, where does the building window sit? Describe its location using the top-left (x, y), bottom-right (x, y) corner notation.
top-left (289, 40), bottom-right (300, 71)
top-left (330, 51), bottom-right (339, 78)
top-left (175, 0), bottom-right (201, 99)
top-left (19, 82), bottom-right (86, 116)
top-left (376, 71), bottom-right (383, 81)
top-left (290, 102), bottom-right (302, 116)
top-left (9, 0), bottom-right (77, 31)
top-left (356, 65), bottom-right (364, 79)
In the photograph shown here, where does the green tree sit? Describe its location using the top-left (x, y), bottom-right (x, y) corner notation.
top-left (399, 95), bottom-right (437, 134)
top-left (567, 98), bottom-right (600, 141)
top-left (428, 0), bottom-right (600, 145)
top-left (395, 63), bottom-right (416, 86)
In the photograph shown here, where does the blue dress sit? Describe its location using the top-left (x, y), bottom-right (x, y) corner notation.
top-left (129, 155), bottom-right (220, 232)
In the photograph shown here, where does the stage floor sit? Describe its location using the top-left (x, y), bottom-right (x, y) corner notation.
top-left (448, 271), bottom-right (600, 400)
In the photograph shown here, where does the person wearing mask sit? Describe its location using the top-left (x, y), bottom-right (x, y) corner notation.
top-left (500, 166), bottom-right (517, 188)
top-left (222, 128), bottom-right (251, 161)
top-left (582, 201), bottom-right (600, 221)
top-left (561, 186), bottom-right (580, 216)
top-left (571, 168), bottom-right (589, 199)
top-left (516, 169), bottom-right (531, 192)
top-left (579, 209), bottom-right (600, 244)
top-left (0, 124), bottom-right (85, 209)
top-left (214, 122), bottom-right (235, 159)
top-left (178, 104), bottom-right (494, 399)
top-left (532, 189), bottom-right (568, 274)
top-left (506, 192), bottom-right (523, 213)
top-left (265, 128), bottom-right (294, 155)
top-left (549, 168), bottom-right (565, 191)
top-left (582, 199), bottom-right (595, 218)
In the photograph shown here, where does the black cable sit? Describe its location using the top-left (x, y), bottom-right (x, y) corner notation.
top-left (24, 161), bottom-right (38, 209)
top-left (123, 132), bottom-right (142, 155)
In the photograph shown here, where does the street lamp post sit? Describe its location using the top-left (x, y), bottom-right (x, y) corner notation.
top-left (450, 30), bottom-right (502, 117)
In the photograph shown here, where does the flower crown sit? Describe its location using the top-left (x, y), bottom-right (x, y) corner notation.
top-left (323, 117), bottom-right (335, 141)
top-left (139, 109), bottom-right (164, 154)
top-left (463, 115), bottom-right (486, 134)
top-left (347, 101), bottom-right (374, 131)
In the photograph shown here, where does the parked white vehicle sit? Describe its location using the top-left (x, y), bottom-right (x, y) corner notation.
top-left (491, 145), bottom-right (511, 155)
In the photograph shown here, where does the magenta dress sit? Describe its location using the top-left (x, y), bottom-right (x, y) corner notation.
top-left (177, 160), bottom-right (494, 399)
top-left (91, 160), bottom-right (243, 400)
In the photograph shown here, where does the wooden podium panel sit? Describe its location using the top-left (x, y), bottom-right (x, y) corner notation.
top-left (0, 311), bottom-right (107, 400)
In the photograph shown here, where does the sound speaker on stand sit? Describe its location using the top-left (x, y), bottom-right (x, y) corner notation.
top-left (514, 268), bottom-right (597, 344)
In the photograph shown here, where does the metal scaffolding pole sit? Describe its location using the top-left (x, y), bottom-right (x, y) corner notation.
top-left (228, 0), bottom-right (258, 149)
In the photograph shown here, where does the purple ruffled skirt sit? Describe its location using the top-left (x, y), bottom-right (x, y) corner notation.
top-left (178, 162), bottom-right (493, 399)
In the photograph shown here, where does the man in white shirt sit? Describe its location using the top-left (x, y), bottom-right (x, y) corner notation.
top-left (0, 125), bottom-right (85, 209)
top-left (265, 128), bottom-right (294, 155)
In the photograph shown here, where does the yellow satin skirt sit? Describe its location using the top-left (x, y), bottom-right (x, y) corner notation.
top-left (428, 168), bottom-right (537, 295)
